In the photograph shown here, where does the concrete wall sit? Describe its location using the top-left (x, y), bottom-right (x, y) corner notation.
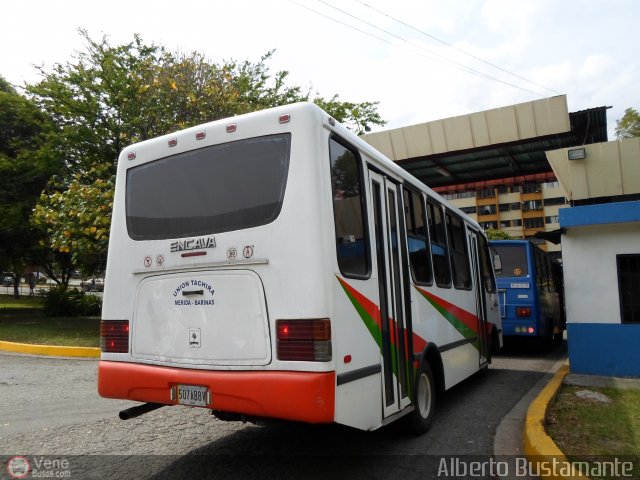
top-left (561, 205), bottom-right (640, 376)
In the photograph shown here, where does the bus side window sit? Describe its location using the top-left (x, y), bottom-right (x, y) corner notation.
top-left (403, 188), bottom-right (433, 285)
top-left (427, 200), bottom-right (451, 288)
top-left (446, 212), bottom-right (472, 290)
top-left (477, 234), bottom-right (496, 293)
top-left (329, 136), bottom-right (370, 278)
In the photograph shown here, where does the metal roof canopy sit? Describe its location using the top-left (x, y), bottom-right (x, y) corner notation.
top-left (362, 95), bottom-right (609, 190)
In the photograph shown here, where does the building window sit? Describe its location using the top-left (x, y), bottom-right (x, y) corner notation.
top-left (510, 202), bottom-right (521, 211)
top-left (544, 197), bottom-right (567, 206)
top-left (460, 206), bottom-right (477, 214)
top-left (496, 185), bottom-right (509, 195)
top-left (522, 183), bottom-right (541, 194)
top-left (524, 218), bottom-right (544, 229)
top-left (545, 215), bottom-right (560, 224)
top-left (481, 221), bottom-right (497, 230)
top-left (477, 188), bottom-right (495, 199)
top-left (617, 255), bottom-right (640, 323)
top-left (512, 219), bottom-right (523, 227)
top-left (498, 203), bottom-right (510, 212)
top-left (442, 191), bottom-right (477, 200)
top-left (522, 200), bottom-right (543, 212)
top-left (479, 204), bottom-right (497, 215)
top-left (542, 181), bottom-right (560, 189)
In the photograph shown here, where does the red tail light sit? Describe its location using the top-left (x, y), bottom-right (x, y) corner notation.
top-left (516, 307), bottom-right (531, 318)
top-left (101, 320), bottom-right (129, 353)
top-left (276, 319), bottom-right (331, 362)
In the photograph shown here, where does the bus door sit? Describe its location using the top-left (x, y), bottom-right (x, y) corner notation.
top-left (368, 170), bottom-right (411, 417)
top-left (469, 231), bottom-right (490, 367)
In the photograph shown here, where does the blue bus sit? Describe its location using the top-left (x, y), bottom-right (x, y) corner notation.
top-left (490, 240), bottom-right (565, 345)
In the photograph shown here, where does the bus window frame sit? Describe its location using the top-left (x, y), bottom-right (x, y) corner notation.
top-left (402, 186), bottom-right (434, 287)
top-left (445, 211), bottom-right (473, 291)
top-left (427, 199), bottom-right (452, 289)
top-left (329, 134), bottom-right (372, 280)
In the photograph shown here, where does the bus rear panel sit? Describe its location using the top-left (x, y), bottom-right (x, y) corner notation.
top-left (490, 240), bottom-right (563, 342)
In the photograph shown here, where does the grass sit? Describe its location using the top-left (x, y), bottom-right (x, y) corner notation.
top-left (547, 384), bottom-right (640, 479)
top-left (0, 294), bottom-right (45, 309)
top-left (0, 294), bottom-right (100, 347)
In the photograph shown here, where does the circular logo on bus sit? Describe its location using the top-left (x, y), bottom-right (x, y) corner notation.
top-left (7, 456), bottom-right (30, 479)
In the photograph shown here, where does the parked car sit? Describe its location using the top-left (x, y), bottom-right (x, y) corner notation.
top-left (81, 278), bottom-right (104, 292)
top-left (1, 273), bottom-right (14, 287)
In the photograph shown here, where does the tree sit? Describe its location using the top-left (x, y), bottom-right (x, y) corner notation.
top-left (31, 164), bottom-right (113, 278)
top-left (26, 31), bottom-right (386, 278)
top-left (615, 107), bottom-right (640, 139)
top-left (0, 76), bottom-right (60, 296)
top-left (484, 228), bottom-right (512, 240)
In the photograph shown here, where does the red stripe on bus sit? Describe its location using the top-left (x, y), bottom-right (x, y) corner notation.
top-left (412, 332), bottom-right (428, 354)
top-left (415, 286), bottom-right (480, 336)
top-left (336, 277), bottom-right (382, 331)
top-left (98, 361), bottom-right (335, 424)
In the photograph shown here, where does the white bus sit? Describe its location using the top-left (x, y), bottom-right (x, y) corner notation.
top-left (98, 102), bottom-right (502, 433)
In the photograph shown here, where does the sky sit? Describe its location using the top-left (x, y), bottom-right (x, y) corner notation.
top-left (3, 0), bottom-right (638, 138)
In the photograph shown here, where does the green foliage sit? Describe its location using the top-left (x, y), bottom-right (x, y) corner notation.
top-left (484, 228), bottom-right (512, 240)
top-left (32, 164), bottom-right (113, 268)
top-left (615, 107), bottom-right (640, 139)
top-left (0, 76), bottom-right (60, 296)
top-left (25, 30), bottom-right (386, 275)
top-left (313, 95), bottom-right (384, 135)
top-left (43, 286), bottom-right (102, 317)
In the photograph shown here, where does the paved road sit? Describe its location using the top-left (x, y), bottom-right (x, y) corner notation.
top-left (0, 341), bottom-right (565, 479)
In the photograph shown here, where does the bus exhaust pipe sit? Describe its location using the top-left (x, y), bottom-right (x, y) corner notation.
top-left (119, 402), bottom-right (165, 420)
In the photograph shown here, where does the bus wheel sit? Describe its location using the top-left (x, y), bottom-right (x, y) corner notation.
top-left (407, 362), bottom-right (436, 435)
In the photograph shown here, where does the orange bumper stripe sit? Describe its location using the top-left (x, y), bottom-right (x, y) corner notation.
top-left (98, 361), bottom-right (335, 424)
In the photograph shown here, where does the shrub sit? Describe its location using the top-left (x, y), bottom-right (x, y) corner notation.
top-left (44, 286), bottom-right (102, 317)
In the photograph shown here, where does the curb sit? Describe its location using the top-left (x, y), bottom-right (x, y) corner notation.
top-left (523, 363), bottom-right (589, 480)
top-left (0, 340), bottom-right (100, 358)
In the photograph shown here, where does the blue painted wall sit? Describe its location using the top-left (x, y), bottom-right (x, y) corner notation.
top-left (568, 323), bottom-right (640, 377)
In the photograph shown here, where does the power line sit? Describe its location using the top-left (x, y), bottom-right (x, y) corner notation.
top-left (297, 0), bottom-right (547, 97)
top-left (354, 0), bottom-right (561, 95)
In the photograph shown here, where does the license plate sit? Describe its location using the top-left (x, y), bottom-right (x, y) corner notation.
top-left (177, 384), bottom-right (210, 407)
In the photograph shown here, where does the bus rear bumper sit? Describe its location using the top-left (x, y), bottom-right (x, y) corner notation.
top-left (98, 361), bottom-right (335, 424)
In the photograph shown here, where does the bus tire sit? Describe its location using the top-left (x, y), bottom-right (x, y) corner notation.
top-left (407, 362), bottom-right (436, 435)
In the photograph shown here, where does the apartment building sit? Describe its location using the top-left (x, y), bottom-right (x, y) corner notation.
top-left (437, 177), bottom-right (567, 256)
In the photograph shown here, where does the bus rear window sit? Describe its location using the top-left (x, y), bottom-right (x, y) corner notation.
top-left (493, 244), bottom-right (528, 277)
top-left (126, 134), bottom-right (291, 240)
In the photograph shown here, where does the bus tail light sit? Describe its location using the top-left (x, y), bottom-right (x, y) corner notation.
top-left (516, 307), bottom-right (531, 318)
top-left (276, 319), bottom-right (331, 362)
top-left (101, 320), bottom-right (130, 353)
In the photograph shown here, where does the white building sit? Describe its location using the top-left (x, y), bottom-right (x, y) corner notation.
top-left (547, 137), bottom-right (640, 376)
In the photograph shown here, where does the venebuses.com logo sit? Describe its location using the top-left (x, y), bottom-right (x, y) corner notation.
top-left (6, 456), bottom-right (30, 479)
top-left (5, 456), bottom-right (71, 479)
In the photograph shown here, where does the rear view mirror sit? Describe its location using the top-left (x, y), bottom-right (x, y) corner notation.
top-left (493, 254), bottom-right (502, 274)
